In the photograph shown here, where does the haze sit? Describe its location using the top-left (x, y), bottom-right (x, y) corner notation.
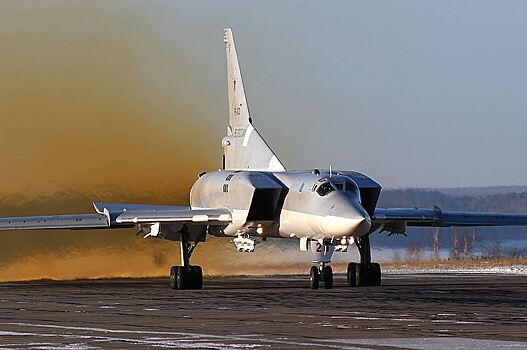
top-left (1, 1), bottom-right (526, 280)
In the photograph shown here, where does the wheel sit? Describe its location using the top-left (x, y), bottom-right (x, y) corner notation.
top-left (366, 263), bottom-right (375, 286)
top-left (356, 263), bottom-right (368, 287)
top-left (347, 262), bottom-right (357, 287)
top-left (176, 266), bottom-right (188, 290)
top-left (365, 263), bottom-right (381, 286)
top-left (169, 266), bottom-right (178, 289)
top-left (323, 265), bottom-right (333, 289)
top-left (190, 265), bottom-right (203, 290)
top-left (309, 266), bottom-right (320, 289)
top-left (371, 263), bottom-right (381, 286)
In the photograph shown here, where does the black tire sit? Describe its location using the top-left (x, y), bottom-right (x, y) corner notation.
top-left (323, 265), bottom-right (333, 289)
top-left (366, 263), bottom-right (375, 286)
top-left (347, 262), bottom-right (357, 287)
top-left (309, 266), bottom-right (320, 289)
top-left (176, 266), bottom-right (187, 290)
top-left (356, 263), bottom-right (368, 287)
top-left (169, 266), bottom-right (178, 289)
top-left (191, 265), bottom-right (203, 290)
top-left (371, 263), bottom-right (381, 286)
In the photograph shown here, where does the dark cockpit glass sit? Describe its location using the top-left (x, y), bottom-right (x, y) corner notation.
top-left (313, 177), bottom-right (359, 197)
top-left (325, 178), bottom-right (361, 201)
top-left (316, 182), bottom-right (335, 196)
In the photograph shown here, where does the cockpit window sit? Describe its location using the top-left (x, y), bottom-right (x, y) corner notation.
top-left (316, 182), bottom-right (335, 196)
top-left (328, 179), bottom-right (360, 196)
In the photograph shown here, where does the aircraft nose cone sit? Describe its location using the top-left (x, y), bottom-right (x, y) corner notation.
top-left (323, 203), bottom-right (371, 236)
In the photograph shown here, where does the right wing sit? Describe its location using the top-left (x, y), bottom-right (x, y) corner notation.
top-left (373, 207), bottom-right (527, 235)
top-left (0, 202), bottom-right (232, 237)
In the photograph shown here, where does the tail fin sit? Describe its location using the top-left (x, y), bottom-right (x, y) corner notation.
top-left (222, 28), bottom-right (285, 172)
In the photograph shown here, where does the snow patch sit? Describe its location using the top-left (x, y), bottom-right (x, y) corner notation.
top-left (384, 265), bottom-right (527, 275)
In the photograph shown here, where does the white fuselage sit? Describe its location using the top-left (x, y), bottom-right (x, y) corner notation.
top-left (190, 170), bottom-right (371, 240)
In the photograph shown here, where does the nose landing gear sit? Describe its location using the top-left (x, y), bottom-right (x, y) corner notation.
top-left (307, 240), bottom-right (335, 289)
top-left (309, 263), bottom-right (333, 289)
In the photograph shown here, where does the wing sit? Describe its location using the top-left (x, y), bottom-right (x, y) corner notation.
top-left (0, 202), bottom-right (232, 237)
top-left (373, 207), bottom-right (527, 235)
top-left (0, 214), bottom-right (109, 230)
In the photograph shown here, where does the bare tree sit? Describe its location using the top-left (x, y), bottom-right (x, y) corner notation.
top-left (450, 228), bottom-right (459, 260)
top-left (432, 227), bottom-right (440, 261)
top-left (406, 242), bottom-right (423, 261)
top-left (481, 239), bottom-right (503, 259)
top-left (471, 227), bottom-right (478, 257)
top-left (463, 233), bottom-right (469, 259)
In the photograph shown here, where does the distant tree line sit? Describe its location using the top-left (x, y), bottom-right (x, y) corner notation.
top-left (377, 188), bottom-right (527, 261)
top-left (378, 189), bottom-right (527, 213)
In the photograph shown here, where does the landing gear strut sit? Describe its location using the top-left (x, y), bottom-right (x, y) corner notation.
top-left (169, 226), bottom-right (204, 290)
top-left (347, 235), bottom-right (381, 287)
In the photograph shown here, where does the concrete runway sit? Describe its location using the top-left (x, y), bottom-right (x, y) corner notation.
top-left (0, 274), bottom-right (526, 349)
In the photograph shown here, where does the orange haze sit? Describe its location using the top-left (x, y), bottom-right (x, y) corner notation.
top-left (0, 2), bottom-right (241, 281)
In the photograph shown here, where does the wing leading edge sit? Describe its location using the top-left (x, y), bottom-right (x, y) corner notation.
top-left (0, 202), bottom-right (232, 233)
top-left (0, 214), bottom-right (109, 231)
top-left (373, 207), bottom-right (527, 235)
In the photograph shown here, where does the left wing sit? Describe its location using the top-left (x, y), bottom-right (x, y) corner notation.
top-left (0, 214), bottom-right (109, 230)
top-left (0, 202), bottom-right (232, 235)
top-left (373, 207), bottom-right (527, 235)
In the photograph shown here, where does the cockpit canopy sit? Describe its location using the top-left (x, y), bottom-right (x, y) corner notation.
top-left (312, 177), bottom-right (361, 198)
top-left (316, 181), bottom-right (335, 196)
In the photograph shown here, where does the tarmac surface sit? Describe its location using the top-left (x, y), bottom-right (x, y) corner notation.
top-left (0, 273), bottom-right (526, 349)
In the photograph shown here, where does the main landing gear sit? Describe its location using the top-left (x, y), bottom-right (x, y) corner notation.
top-left (346, 262), bottom-right (381, 286)
top-left (347, 235), bottom-right (381, 287)
top-left (169, 227), bottom-right (203, 290)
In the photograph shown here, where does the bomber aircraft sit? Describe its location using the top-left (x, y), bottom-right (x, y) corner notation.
top-left (2, 29), bottom-right (527, 290)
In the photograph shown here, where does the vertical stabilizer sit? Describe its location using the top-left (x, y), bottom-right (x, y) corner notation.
top-left (222, 28), bottom-right (285, 172)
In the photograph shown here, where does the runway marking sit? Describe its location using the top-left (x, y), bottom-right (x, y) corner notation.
top-left (391, 318), bottom-right (423, 322)
top-left (0, 330), bottom-right (262, 349)
top-left (4, 323), bottom-right (525, 350)
top-left (327, 337), bottom-right (527, 350)
top-left (0, 342), bottom-right (98, 350)
top-left (0, 323), bottom-right (366, 349)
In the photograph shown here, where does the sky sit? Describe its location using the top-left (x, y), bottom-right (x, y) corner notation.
top-left (1, 1), bottom-right (527, 192)
top-left (0, 1), bottom-right (527, 279)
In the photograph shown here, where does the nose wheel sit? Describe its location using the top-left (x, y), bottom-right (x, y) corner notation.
top-left (309, 263), bottom-right (333, 289)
